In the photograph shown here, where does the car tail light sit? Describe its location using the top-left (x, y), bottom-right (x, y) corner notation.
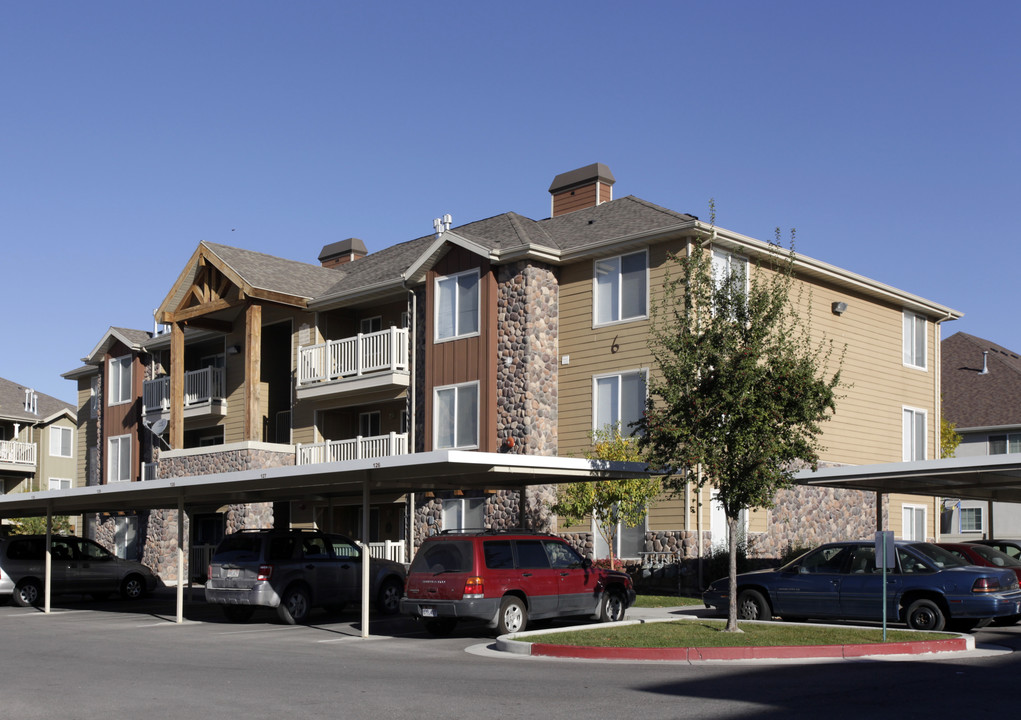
top-left (207, 565), bottom-right (212, 579)
top-left (973, 577), bottom-right (1002, 593)
top-left (257, 565), bottom-right (273, 581)
top-left (463, 576), bottom-right (484, 599)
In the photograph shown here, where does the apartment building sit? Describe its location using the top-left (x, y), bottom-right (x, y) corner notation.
top-left (63, 164), bottom-right (958, 580)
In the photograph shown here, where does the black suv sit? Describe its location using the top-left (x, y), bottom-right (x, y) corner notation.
top-left (400, 529), bottom-right (635, 635)
top-left (205, 529), bottom-right (405, 624)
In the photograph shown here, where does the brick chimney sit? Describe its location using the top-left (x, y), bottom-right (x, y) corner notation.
top-left (319, 238), bottom-right (367, 268)
top-left (548, 163), bottom-right (615, 217)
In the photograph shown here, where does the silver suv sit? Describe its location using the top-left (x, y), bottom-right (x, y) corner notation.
top-left (0, 534), bottom-right (159, 607)
top-left (205, 529), bottom-right (406, 624)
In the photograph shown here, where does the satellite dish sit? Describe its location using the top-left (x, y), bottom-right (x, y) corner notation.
top-left (150, 418), bottom-right (169, 435)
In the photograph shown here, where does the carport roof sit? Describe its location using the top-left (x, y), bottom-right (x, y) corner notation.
top-left (0, 451), bottom-right (651, 518)
top-left (796, 454), bottom-right (1021, 503)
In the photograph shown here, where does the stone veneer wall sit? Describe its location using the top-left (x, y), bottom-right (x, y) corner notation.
top-left (411, 262), bottom-right (561, 549)
top-left (138, 446), bottom-right (293, 581)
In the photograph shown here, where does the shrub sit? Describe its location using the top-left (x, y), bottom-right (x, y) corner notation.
top-left (593, 557), bottom-right (625, 572)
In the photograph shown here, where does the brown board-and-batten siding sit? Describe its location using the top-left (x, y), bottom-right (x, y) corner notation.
top-left (423, 246), bottom-right (498, 453)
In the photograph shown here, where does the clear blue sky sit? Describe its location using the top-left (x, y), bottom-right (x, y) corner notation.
top-left (3, 1), bottom-right (1019, 404)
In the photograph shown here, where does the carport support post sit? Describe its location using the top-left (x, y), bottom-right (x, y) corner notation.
top-left (518, 487), bottom-right (527, 530)
top-left (44, 502), bottom-right (52, 614)
top-left (177, 495), bottom-right (185, 624)
top-left (361, 479), bottom-right (370, 639)
top-left (876, 492), bottom-right (884, 531)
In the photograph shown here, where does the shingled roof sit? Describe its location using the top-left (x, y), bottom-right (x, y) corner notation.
top-left (201, 242), bottom-right (342, 300)
top-left (0, 377), bottom-right (74, 423)
top-left (942, 332), bottom-right (1021, 429)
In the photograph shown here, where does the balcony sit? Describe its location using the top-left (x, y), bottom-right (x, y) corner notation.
top-left (0, 440), bottom-right (37, 474)
top-left (143, 367), bottom-right (227, 421)
top-left (296, 327), bottom-right (410, 401)
top-left (296, 432), bottom-right (409, 465)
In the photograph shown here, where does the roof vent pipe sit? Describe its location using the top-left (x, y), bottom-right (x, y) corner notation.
top-left (981, 351), bottom-right (989, 375)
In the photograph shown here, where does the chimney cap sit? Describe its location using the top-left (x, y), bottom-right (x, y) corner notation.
top-left (319, 238), bottom-right (367, 263)
top-left (548, 163), bottom-right (615, 194)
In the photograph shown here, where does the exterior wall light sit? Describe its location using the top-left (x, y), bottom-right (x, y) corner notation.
top-left (831, 302), bottom-right (848, 316)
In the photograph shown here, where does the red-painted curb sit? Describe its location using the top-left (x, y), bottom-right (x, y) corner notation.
top-left (528, 636), bottom-right (969, 661)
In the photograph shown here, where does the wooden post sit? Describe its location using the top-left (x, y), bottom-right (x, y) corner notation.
top-left (244, 302), bottom-right (262, 441)
top-left (170, 323), bottom-right (185, 449)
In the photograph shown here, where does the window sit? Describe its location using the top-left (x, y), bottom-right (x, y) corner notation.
top-left (360, 316), bottom-right (382, 334)
top-left (902, 504), bottom-right (926, 541)
top-left (593, 370), bottom-right (647, 435)
top-left (108, 435), bottom-right (132, 483)
top-left (435, 269), bottom-right (480, 341)
top-left (989, 433), bottom-right (1021, 455)
top-left (960, 506), bottom-right (984, 533)
top-left (90, 375), bottom-right (99, 418)
top-left (434, 382), bottom-right (479, 449)
top-left (902, 407), bottom-right (926, 461)
top-left (359, 411), bottom-right (381, 437)
top-left (442, 496), bottom-right (485, 530)
top-left (50, 426), bottom-right (72, 458)
top-left (48, 478), bottom-right (72, 491)
top-left (594, 515), bottom-right (647, 560)
top-left (712, 249), bottom-right (749, 292)
top-left (594, 250), bottom-right (647, 326)
top-left (108, 355), bottom-right (132, 405)
top-left (903, 311), bottom-right (927, 369)
top-left (113, 517), bottom-right (138, 559)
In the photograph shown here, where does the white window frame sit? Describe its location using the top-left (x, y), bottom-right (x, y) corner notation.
top-left (108, 355), bottom-right (133, 406)
top-left (902, 503), bottom-right (927, 541)
top-left (592, 369), bottom-right (648, 436)
top-left (48, 478), bottom-right (72, 491)
top-left (593, 249), bottom-right (648, 327)
top-left (442, 496), bottom-right (486, 531)
top-left (711, 248), bottom-right (749, 292)
top-left (434, 268), bottom-right (480, 342)
top-left (359, 411), bottom-right (381, 438)
top-left (90, 375), bottom-right (99, 418)
top-left (988, 433), bottom-right (1021, 455)
top-left (50, 425), bottom-right (73, 458)
top-left (433, 381), bottom-right (479, 450)
top-left (592, 513), bottom-right (648, 561)
top-left (902, 407), bottom-right (927, 462)
top-left (902, 310), bottom-right (927, 370)
top-left (959, 506), bottom-right (984, 534)
top-left (107, 435), bottom-right (132, 483)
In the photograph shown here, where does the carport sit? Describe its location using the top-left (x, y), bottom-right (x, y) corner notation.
top-left (797, 453), bottom-right (1021, 535)
top-left (0, 450), bottom-right (650, 636)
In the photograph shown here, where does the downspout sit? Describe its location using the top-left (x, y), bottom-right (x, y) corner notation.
top-left (407, 287), bottom-right (417, 557)
top-left (933, 311), bottom-right (954, 542)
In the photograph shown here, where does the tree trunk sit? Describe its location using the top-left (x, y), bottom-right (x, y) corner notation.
top-left (725, 513), bottom-right (741, 632)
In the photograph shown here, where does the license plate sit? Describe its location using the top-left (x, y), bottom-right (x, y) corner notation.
top-left (226, 569), bottom-right (240, 578)
top-left (421, 607), bottom-right (437, 618)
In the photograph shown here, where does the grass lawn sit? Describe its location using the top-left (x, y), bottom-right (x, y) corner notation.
top-left (523, 620), bottom-right (956, 648)
top-left (632, 594), bottom-right (704, 608)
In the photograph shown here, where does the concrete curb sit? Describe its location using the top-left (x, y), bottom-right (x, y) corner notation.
top-left (496, 616), bottom-right (974, 662)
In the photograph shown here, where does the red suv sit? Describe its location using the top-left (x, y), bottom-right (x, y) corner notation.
top-left (400, 529), bottom-right (636, 635)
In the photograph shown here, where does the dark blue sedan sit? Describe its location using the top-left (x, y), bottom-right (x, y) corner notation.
top-left (703, 540), bottom-right (1021, 631)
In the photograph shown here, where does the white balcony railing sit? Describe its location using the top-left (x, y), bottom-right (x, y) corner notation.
top-left (367, 540), bottom-right (405, 564)
top-left (143, 367), bottom-right (226, 414)
top-left (297, 327), bottom-right (409, 387)
top-left (296, 432), bottom-right (409, 465)
top-left (0, 440), bottom-right (37, 466)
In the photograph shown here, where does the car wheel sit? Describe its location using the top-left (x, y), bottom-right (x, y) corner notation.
top-left (222, 605), bottom-right (255, 623)
top-left (375, 577), bottom-right (402, 615)
top-left (992, 614), bottom-right (1021, 627)
top-left (277, 585), bottom-right (311, 625)
top-left (120, 574), bottom-right (146, 600)
top-left (905, 598), bottom-right (946, 631)
top-left (737, 589), bottom-right (771, 621)
top-left (13, 579), bottom-right (42, 607)
top-left (497, 596), bottom-right (528, 635)
top-left (424, 618), bottom-right (458, 636)
top-left (599, 590), bottom-right (627, 623)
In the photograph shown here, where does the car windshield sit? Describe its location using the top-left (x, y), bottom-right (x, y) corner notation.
top-left (410, 540), bottom-right (473, 574)
top-left (907, 543), bottom-right (968, 569)
top-left (968, 544), bottom-right (1021, 567)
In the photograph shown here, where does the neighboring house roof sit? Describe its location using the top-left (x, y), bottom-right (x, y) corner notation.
top-left (0, 376), bottom-right (75, 424)
top-left (942, 332), bottom-right (1021, 429)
